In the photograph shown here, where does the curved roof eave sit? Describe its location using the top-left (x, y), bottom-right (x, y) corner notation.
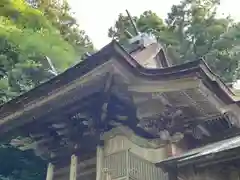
top-left (0, 40), bottom-right (238, 124)
top-left (112, 40), bottom-right (237, 104)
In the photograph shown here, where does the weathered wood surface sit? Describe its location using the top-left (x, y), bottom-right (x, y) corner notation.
top-left (2, 56), bottom-right (240, 161)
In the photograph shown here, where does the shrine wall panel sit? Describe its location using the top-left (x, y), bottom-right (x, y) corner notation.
top-left (104, 135), bottom-right (168, 163)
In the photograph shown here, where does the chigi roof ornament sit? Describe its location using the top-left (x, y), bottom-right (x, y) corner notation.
top-left (123, 10), bottom-right (172, 68)
top-left (125, 10), bottom-right (157, 48)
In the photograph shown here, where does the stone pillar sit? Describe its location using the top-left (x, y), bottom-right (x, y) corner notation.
top-left (46, 162), bottom-right (54, 180)
top-left (69, 154), bottom-right (78, 180)
top-left (96, 145), bottom-right (104, 180)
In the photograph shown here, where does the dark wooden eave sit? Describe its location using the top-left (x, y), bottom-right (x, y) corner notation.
top-left (0, 40), bottom-right (240, 161)
top-left (0, 40), bottom-right (238, 121)
top-left (157, 135), bottom-right (240, 169)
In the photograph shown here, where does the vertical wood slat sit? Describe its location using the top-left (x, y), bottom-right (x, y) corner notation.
top-left (104, 151), bottom-right (127, 179)
top-left (103, 150), bottom-right (168, 180)
top-left (96, 146), bottom-right (104, 180)
top-left (69, 154), bottom-right (78, 180)
top-left (126, 150), bottom-right (129, 180)
top-left (128, 151), bottom-right (168, 180)
top-left (46, 163), bottom-right (54, 180)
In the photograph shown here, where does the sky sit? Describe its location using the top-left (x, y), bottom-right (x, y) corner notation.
top-left (68, 0), bottom-right (240, 49)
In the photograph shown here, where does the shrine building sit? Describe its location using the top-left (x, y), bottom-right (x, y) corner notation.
top-left (1, 11), bottom-right (240, 180)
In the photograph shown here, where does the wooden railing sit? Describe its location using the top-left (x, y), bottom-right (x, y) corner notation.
top-left (103, 150), bottom-right (168, 180)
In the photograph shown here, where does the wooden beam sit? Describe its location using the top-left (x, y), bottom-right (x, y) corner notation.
top-left (128, 78), bottom-right (200, 93)
top-left (100, 73), bottom-right (113, 122)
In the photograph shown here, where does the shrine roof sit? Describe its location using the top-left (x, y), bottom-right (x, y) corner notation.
top-left (157, 135), bottom-right (240, 168)
top-left (0, 40), bottom-right (238, 121)
top-left (0, 40), bottom-right (240, 161)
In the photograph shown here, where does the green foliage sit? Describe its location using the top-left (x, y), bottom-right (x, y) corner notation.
top-left (0, 0), bottom-right (94, 179)
top-left (33, 0), bottom-right (94, 55)
top-left (108, 11), bottom-right (166, 44)
top-left (0, 17), bottom-right (77, 67)
top-left (0, 0), bottom-right (94, 104)
top-left (0, 145), bottom-right (46, 180)
top-left (108, 0), bottom-right (240, 82)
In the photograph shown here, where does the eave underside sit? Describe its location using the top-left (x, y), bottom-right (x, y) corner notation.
top-left (4, 73), bottom-right (239, 162)
top-left (0, 40), bottom-right (238, 122)
top-left (0, 41), bottom-right (240, 162)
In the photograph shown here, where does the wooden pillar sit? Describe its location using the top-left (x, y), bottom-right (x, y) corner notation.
top-left (46, 162), bottom-right (54, 180)
top-left (96, 145), bottom-right (104, 180)
top-left (126, 149), bottom-right (129, 180)
top-left (69, 154), bottom-right (78, 180)
top-left (167, 143), bottom-right (173, 157)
